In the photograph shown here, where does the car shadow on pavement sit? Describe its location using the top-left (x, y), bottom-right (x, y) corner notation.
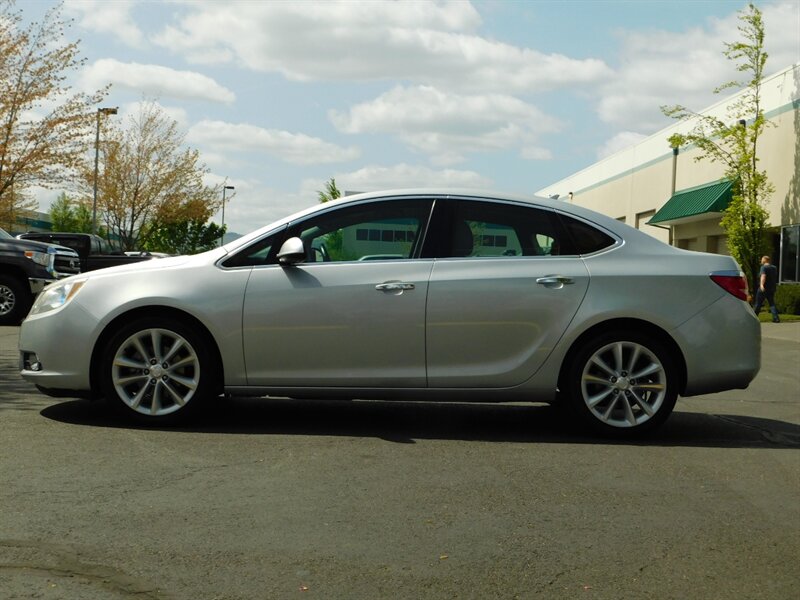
top-left (40, 396), bottom-right (800, 449)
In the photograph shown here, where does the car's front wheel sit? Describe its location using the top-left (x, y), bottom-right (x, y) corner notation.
top-left (0, 275), bottom-right (32, 326)
top-left (563, 331), bottom-right (678, 436)
top-left (100, 317), bottom-right (217, 424)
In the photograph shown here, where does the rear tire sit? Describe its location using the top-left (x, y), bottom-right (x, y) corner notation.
top-left (563, 330), bottom-right (678, 437)
top-left (100, 317), bottom-right (218, 425)
top-left (0, 275), bottom-right (32, 326)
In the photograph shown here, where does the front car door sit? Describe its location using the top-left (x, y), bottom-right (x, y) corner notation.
top-left (423, 198), bottom-right (590, 388)
top-left (240, 198), bottom-right (435, 387)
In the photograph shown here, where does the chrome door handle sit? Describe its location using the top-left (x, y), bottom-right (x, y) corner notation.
top-left (536, 276), bottom-right (575, 287)
top-left (375, 282), bottom-right (415, 291)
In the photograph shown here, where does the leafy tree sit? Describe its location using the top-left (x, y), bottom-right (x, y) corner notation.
top-left (316, 177), bottom-right (346, 258)
top-left (0, 1), bottom-right (107, 229)
top-left (49, 192), bottom-right (78, 231)
top-left (141, 218), bottom-right (226, 255)
top-left (81, 100), bottom-right (223, 251)
top-left (661, 3), bottom-right (773, 292)
top-left (48, 191), bottom-right (98, 234)
top-left (317, 177), bottom-right (341, 203)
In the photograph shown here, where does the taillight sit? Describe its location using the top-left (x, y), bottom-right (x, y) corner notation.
top-left (710, 271), bottom-right (749, 301)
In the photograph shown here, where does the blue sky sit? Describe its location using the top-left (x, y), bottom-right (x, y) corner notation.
top-left (20, 0), bottom-right (800, 235)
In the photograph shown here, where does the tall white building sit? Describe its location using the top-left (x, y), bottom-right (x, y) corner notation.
top-left (536, 63), bottom-right (799, 283)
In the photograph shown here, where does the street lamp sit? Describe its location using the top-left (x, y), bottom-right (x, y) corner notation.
top-left (92, 106), bottom-right (118, 236)
top-left (220, 185), bottom-right (234, 246)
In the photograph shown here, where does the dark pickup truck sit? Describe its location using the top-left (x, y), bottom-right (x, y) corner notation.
top-left (17, 232), bottom-right (157, 273)
top-left (0, 227), bottom-right (81, 325)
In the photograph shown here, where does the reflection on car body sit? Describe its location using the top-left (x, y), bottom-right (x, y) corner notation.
top-left (18, 189), bottom-right (760, 436)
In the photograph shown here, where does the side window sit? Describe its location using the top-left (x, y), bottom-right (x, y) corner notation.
top-left (221, 227), bottom-right (286, 268)
top-left (558, 214), bottom-right (616, 255)
top-left (436, 200), bottom-right (567, 259)
top-left (289, 199), bottom-right (432, 263)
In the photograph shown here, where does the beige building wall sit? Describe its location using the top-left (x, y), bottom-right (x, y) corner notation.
top-left (537, 64), bottom-right (800, 256)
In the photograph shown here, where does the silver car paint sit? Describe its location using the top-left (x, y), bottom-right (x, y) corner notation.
top-left (242, 259), bottom-right (433, 387)
top-left (18, 189), bottom-right (760, 404)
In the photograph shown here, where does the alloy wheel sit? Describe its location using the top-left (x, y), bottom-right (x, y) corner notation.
top-left (111, 328), bottom-right (200, 417)
top-left (580, 340), bottom-right (667, 428)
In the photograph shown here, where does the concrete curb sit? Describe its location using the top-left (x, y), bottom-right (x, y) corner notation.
top-left (761, 321), bottom-right (800, 342)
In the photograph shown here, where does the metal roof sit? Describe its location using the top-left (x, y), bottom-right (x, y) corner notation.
top-left (649, 179), bottom-right (733, 226)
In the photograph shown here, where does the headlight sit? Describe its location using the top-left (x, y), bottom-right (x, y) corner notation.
top-left (29, 278), bottom-right (87, 316)
top-left (24, 250), bottom-right (52, 268)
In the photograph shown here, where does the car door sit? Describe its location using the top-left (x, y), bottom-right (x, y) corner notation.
top-left (241, 198), bottom-right (434, 387)
top-left (423, 198), bottom-right (590, 388)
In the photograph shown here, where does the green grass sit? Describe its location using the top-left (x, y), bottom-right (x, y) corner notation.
top-left (756, 311), bottom-right (800, 323)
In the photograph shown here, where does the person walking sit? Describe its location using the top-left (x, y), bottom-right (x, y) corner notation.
top-left (753, 255), bottom-right (780, 323)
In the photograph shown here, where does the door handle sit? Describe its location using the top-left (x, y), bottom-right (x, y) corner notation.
top-left (375, 282), bottom-right (415, 292)
top-left (536, 275), bottom-right (575, 288)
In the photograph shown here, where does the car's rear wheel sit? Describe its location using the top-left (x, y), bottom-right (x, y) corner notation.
top-left (0, 275), bottom-right (32, 326)
top-left (100, 317), bottom-right (216, 424)
top-left (564, 331), bottom-right (678, 436)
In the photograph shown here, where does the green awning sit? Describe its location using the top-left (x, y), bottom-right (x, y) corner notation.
top-left (649, 179), bottom-right (733, 226)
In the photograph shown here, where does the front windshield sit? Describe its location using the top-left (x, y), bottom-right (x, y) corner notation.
top-left (0, 227), bottom-right (12, 240)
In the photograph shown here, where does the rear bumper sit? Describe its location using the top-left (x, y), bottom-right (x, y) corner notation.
top-left (677, 294), bottom-right (761, 397)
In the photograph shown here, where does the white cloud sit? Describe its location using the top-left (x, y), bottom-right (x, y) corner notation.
top-left (80, 59), bottom-right (236, 104)
top-left (152, 1), bottom-right (611, 93)
top-left (65, 0), bottom-right (144, 48)
top-left (187, 120), bottom-right (361, 165)
top-left (597, 131), bottom-right (648, 160)
top-left (309, 163), bottom-right (493, 194)
top-left (596, 2), bottom-right (800, 132)
top-left (119, 100), bottom-right (190, 130)
top-left (215, 163), bottom-right (493, 236)
top-left (331, 86), bottom-right (559, 164)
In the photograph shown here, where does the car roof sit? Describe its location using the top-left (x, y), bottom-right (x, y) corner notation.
top-left (222, 188), bottom-right (662, 254)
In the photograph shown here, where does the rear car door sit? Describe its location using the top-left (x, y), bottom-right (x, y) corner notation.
top-left (423, 198), bottom-right (590, 388)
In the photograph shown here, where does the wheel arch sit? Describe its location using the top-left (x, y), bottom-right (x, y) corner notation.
top-left (90, 306), bottom-right (225, 396)
top-left (557, 318), bottom-right (687, 397)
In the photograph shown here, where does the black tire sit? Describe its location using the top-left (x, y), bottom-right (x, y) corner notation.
top-left (100, 316), bottom-right (218, 425)
top-left (0, 274), bottom-right (33, 326)
top-left (563, 330), bottom-right (678, 437)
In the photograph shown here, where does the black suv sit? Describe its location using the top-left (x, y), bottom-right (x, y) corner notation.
top-left (0, 228), bottom-right (81, 325)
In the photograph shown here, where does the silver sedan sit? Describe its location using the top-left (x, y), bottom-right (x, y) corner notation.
top-left (18, 190), bottom-right (760, 435)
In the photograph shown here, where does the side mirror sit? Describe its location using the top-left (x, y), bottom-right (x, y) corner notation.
top-left (277, 237), bottom-right (306, 266)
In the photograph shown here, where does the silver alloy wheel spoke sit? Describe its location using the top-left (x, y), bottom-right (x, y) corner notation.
top-left (580, 340), bottom-right (667, 428)
top-left (111, 327), bottom-right (200, 417)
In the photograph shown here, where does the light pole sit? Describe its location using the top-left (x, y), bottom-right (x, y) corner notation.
top-left (220, 185), bottom-right (234, 246)
top-left (92, 106), bottom-right (118, 236)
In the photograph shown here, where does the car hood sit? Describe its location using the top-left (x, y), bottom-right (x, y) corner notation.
top-left (3, 237), bottom-right (78, 256)
top-left (75, 251), bottom-right (218, 279)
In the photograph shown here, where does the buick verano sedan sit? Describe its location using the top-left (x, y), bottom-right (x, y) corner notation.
top-left (19, 190), bottom-right (760, 435)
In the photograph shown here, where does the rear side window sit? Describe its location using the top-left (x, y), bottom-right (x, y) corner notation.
top-left (423, 199), bottom-right (568, 259)
top-left (558, 214), bottom-right (616, 255)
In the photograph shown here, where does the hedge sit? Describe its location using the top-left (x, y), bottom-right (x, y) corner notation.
top-left (776, 284), bottom-right (800, 315)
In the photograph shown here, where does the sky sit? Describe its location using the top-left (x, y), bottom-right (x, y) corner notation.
top-left (18, 0), bottom-right (800, 237)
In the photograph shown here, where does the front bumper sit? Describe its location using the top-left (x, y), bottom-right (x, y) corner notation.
top-left (18, 301), bottom-right (98, 394)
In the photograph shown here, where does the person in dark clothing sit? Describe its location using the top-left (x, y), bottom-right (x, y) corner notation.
top-left (753, 255), bottom-right (780, 323)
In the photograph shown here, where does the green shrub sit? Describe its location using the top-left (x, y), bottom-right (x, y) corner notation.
top-left (776, 284), bottom-right (800, 315)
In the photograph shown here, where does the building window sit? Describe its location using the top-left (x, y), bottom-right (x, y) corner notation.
top-left (636, 210), bottom-right (655, 230)
top-left (781, 224), bottom-right (799, 283)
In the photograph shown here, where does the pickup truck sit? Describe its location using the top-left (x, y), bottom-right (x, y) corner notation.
top-left (0, 227), bottom-right (81, 325)
top-left (16, 232), bottom-right (157, 273)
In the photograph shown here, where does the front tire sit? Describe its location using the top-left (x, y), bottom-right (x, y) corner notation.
top-left (0, 275), bottom-right (32, 326)
top-left (100, 317), bottom-right (217, 424)
top-left (563, 331), bottom-right (678, 436)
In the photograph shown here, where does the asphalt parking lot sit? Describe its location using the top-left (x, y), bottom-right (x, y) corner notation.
top-left (1, 324), bottom-right (798, 600)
